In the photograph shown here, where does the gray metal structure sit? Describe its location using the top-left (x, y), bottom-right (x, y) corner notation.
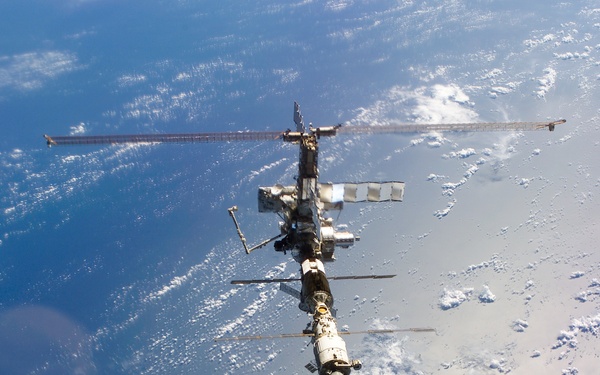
top-left (45, 103), bottom-right (565, 374)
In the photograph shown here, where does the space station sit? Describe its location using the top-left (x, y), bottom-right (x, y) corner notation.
top-left (44, 102), bottom-right (565, 374)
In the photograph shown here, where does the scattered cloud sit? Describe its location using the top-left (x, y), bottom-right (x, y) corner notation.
top-left (427, 173), bottom-right (447, 182)
top-left (439, 287), bottom-right (473, 310)
top-left (553, 313), bottom-right (600, 350)
top-left (119, 59), bottom-right (247, 123)
top-left (351, 84), bottom-right (479, 126)
top-left (513, 319), bottom-right (529, 332)
top-left (0, 51), bottom-right (82, 91)
top-left (434, 199), bottom-right (456, 218)
top-left (117, 74), bottom-right (147, 88)
top-left (478, 285), bottom-right (496, 303)
top-left (442, 147), bottom-right (477, 159)
top-left (535, 67), bottom-right (557, 99)
top-left (325, 0), bottom-right (353, 12)
top-left (272, 68), bottom-right (300, 85)
top-left (410, 131), bottom-right (450, 148)
top-left (69, 122), bottom-right (87, 135)
top-left (569, 271), bottom-right (585, 279)
top-left (488, 132), bottom-right (523, 161)
top-left (524, 33), bottom-right (557, 49)
top-left (356, 319), bottom-right (425, 375)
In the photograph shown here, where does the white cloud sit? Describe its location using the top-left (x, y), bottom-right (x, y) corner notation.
top-left (478, 285), bottom-right (496, 303)
top-left (488, 132), bottom-right (523, 161)
top-left (442, 147), bottom-right (477, 159)
top-left (570, 271), bottom-right (585, 279)
top-left (351, 84), bottom-right (478, 126)
top-left (524, 33), bottom-right (557, 49)
top-left (356, 319), bottom-right (425, 375)
top-left (69, 122), bottom-right (87, 135)
top-left (325, 0), bottom-right (353, 12)
top-left (272, 68), bottom-right (300, 84)
top-left (554, 51), bottom-right (589, 60)
top-left (479, 68), bottom-right (504, 81)
top-left (1, 143), bottom-right (151, 231)
top-left (517, 177), bottom-right (530, 188)
top-left (439, 287), bottom-right (473, 309)
top-left (535, 67), bottom-right (557, 99)
top-left (246, 158), bottom-right (288, 183)
top-left (410, 131), bottom-right (450, 149)
top-left (435, 162), bottom-right (479, 199)
top-left (411, 85), bottom-right (477, 124)
top-left (434, 199), bottom-right (457, 218)
top-left (489, 86), bottom-right (513, 98)
top-left (427, 173), bottom-right (446, 182)
top-left (119, 59), bottom-right (247, 122)
top-left (117, 74), bottom-right (147, 88)
top-left (0, 51), bottom-right (81, 91)
top-left (513, 319), bottom-right (529, 332)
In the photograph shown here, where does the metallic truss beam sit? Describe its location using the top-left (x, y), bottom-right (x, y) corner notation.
top-left (337, 119), bottom-right (566, 135)
top-left (44, 119), bottom-right (565, 147)
top-left (44, 131), bottom-right (285, 147)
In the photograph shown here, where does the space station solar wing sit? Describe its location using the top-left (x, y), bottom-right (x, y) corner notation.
top-left (279, 283), bottom-right (302, 300)
top-left (325, 274), bottom-right (396, 280)
top-left (44, 131), bottom-right (285, 146)
top-left (231, 274), bottom-right (395, 285)
top-left (231, 278), bottom-right (300, 285)
top-left (319, 182), bottom-right (404, 204)
top-left (335, 119), bottom-right (566, 135)
top-left (214, 327), bottom-right (435, 341)
top-left (368, 183), bottom-right (381, 202)
top-left (337, 327), bottom-right (436, 335)
top-left (305, 362), bottom-right (318, 373)
top-left (343, 183), bottom-right (358, 202)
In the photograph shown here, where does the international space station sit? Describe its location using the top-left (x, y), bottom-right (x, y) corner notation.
top-left (44, 103), bottom-right (565, 374)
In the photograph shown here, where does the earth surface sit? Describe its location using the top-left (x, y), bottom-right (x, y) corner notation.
top-left (1, 1), bottom-right (599, 374)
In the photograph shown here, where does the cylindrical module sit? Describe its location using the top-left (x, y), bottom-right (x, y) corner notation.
top-left (312, 304), bottom-right (353, 375)
top-left (314, 333), bottom-right (351, 373)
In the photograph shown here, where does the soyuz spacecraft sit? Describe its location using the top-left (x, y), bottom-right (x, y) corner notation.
top-left (45, 103), bottom-right (564, 374)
